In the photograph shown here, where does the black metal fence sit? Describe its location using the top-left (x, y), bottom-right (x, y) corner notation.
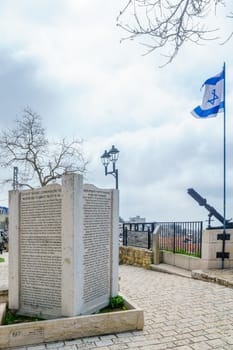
top-left (159, 221), bottom-right (203, 258)
top-left (123, 223), bottom-right (155, 249)
top-left (122, 221), bottom-right (203, 258)
top-left (122, 222), bottom-right (155, 249)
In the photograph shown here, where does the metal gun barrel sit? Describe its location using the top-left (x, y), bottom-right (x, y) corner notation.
top-left (187, 188), bottom-right (207, 206)
top-left (187, 187), bottom-right (228, 226)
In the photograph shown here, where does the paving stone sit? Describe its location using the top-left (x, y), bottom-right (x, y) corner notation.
top-left (112, 338), bottom-right (130, 344)
top-left (99, 335), bottom-right (117, 340)
top-left (109, 344), bottom-right (128, 350)
top-left (226, 337), bottom-right (233, 345)
top-left (76, 343), bottom-right (98, 350)
top-left (205, 333), bottom-right (220, 340)
top-left (159, 336), bottom-right (177, 344)
top-left (85, 347), bottom-right (109, 350)
top-left (28, 345), bottom-right (46, 350)
top-left (190, 330), bottom-right (206, 337)
top-left (207, 338), bottom-right (227, 347)
top-left (95, 339), bottom-right (114, 347)
top-left (116, 332), bottom-right (134, 338)
top-left (190, 335), bottom-right (208, 343)
top-left (64, 339), bottom-right (83, 345)
top-left (190, 342), bottom-right (212, 350)
top-left (57, 345), bottom-right (77, 350)
top-left (131, 330), bottom-right (146, 336)
top-left (82, 337), bottom-right (100, 343)
top-left (160, 330), bottom-right (177, 337)
top-left (174, 339), bottom-right (191, 347)
top-left (128, 335), bottom-right (147, 342)
top-left (75, 344), bottom-right (96, 350)
top-left (46, 342), bottom-right (65, 349)
top-left (139, 343), bottom-right (167, 350)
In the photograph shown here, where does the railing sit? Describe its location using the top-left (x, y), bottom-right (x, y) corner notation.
top-left (159, 221), bottom-right (202, 258)
top-left (122, 222), bottom-right (155, 249)
top-left (122, 221), bottom-right (203, 257)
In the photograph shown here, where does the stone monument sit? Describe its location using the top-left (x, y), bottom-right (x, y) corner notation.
top-left (8, 174), bottom-right (119, 318)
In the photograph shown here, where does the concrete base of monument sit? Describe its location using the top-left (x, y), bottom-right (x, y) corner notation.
top-left (0, 296), bottom-right (144, 350)
top-left (0, 290), bottom-right (8, 304)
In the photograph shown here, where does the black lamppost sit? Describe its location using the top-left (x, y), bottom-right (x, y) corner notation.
top-left (101, 145), bottom-right (119, 189)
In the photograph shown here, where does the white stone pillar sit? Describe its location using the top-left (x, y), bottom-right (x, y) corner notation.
top-left (8, 190), bottom-right (20, 310)
top-left (152, 225), bottom-right (161, 265)
top-left (201, 228), bottom-right (233, 269)
top-left (61, 173), bottom-right (83, 316)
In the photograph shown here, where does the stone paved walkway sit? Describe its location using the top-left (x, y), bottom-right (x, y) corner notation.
top-left (4, 264), bottom-right (233, 350)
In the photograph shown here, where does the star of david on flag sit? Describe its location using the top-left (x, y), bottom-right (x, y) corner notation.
top-left (191, 69), bottom-right (225, 118)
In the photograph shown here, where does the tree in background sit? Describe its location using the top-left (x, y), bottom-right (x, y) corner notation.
top-left (117, 0), bottom-right (232, 66)
top-left (0, 108), bottom-right (87, 189)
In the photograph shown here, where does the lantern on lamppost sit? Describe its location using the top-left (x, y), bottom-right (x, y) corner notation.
top-left (100, 145), bottom-right (119, 189)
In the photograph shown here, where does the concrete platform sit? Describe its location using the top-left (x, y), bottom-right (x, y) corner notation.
top-left (151, 262), bottom-right (233, 288)
top-left (150, 263), bottom-right (192, 278)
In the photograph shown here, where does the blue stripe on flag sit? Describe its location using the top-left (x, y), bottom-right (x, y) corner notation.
top-left (192, 101), bottom-right (224, 118)
top-left (204, 70), bottom-right (224, 86)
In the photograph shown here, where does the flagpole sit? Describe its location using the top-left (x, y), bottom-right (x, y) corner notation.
top-left (222, 61), bottom-right (226, 269)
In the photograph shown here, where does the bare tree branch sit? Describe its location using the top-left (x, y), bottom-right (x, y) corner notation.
top-left (0, 108), bottom-right (87, 189)
top-left (117, 0), bottom-right (231, 65)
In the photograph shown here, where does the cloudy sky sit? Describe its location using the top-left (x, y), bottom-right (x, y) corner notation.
top-left (0, 1), bottom-right (233, 226)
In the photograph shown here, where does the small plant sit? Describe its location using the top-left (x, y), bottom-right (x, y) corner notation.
top-left (0, 258), bottom-right (4, 263)
top-left (3, 310), bottom-right (44, 325)
top-left (109, 295), bottom-right (126, 310)
top-left (97, 295), bottom-right (127, 313)
top-left (4, 310), bottom-right (15, 324)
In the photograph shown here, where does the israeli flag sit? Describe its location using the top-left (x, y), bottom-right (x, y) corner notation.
top-left (191, 69), bottom-right (224, 119)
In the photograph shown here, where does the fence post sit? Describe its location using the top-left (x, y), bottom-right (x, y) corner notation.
top-left (200, 221), bottom-right (203, 258)
top-left (152, 225), bottom-right (161, 265)
top-left (148, 229), bottom-right (151, 249)
top-left (173, 222), bottom-right (176, 253)
top-left (123, 226), bottom-right (128, 246)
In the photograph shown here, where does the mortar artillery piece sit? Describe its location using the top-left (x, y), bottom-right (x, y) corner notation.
top-left (187, 188), bottom-right (233, 229)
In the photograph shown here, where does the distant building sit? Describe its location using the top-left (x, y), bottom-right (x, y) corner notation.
top-left (127, 215), bottom-right (146, 223)
top-left (119, 216), bottom-right (146, 237)
top-left (0, 206), bottom-right (8, 215)
top-left (0, 206), bottom-right (8, 231)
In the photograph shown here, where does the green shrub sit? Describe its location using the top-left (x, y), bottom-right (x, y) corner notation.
top-left (4, 310), bottom-right (44, 325)
top-left (97, 295), bottom-right (127, 313)
top-left (109, 295), bottom-right (125, 309)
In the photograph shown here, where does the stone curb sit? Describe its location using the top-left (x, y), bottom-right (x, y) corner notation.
top-left (151, 264), bottom-right (233, 289)
top-left (150, 264), bottom-right (192, 279)
top-left (192, 270), bottom-right (233, 288)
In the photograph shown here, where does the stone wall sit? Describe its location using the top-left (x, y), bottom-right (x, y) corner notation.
top-left (119, 246), bottom-right (153, 269)
top-left (161, 251), bottom-right (202, 270)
